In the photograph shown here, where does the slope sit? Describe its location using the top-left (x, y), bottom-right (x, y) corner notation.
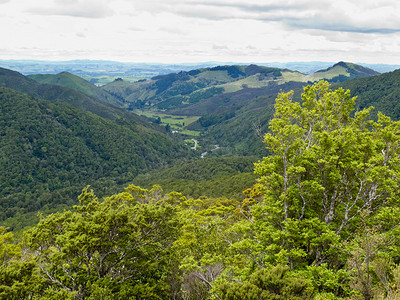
top-left (132, 156), bottom-right (257, 199)
top-left (28, 71), bottom-right (125, 107)
top-left (182, 63), bottom-right (381, 155)
top-left (305, 61), bottom-right (380, 82)
top-left (102, 65), bottom-right (285, 111)
top-left (101, 62), bottom-right (379, 114)
top-left (337, 68), bottom-right (400, 120)
top-left (0, 67), bottom-right (154, 126)
top-left (0, 87), bottom-right (192, 227)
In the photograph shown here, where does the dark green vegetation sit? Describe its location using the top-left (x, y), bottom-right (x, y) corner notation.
top-left (3, 81), bottom-right (400, 299)
top-left (0, 62), bottom-right (388, 228)
top-left (0, 67), bottom-right (150, 122)
top-left (338, 68), bottom-right (400, 120)
top-left (132, 156), bottom-right (257, 199)
top-left (0, 87), bottom-right (192, 228)
top-left (28, 72), bottom-right (124, 107)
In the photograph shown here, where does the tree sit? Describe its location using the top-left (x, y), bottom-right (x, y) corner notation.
top-left (26, 186), bottom-right (183, 299)
top-left (0, 226), bottom-right (50, 299)
top-left (242, 80), bottom-right (400, 270)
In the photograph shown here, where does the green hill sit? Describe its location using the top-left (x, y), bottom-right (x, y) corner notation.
top-left (306, 61), bottom-right (380, 82)
top-left (28, 71), bottom-right (124, 107)
top-left (101, 62), bottom-right (378, 114)
top-left (336, 68), bottom-right (400, 120)
top-left (0, 67), bottom-right (151, 124)
top-left (102, 65), bottom-right (286, 111)
top-left (0, 87), bottom-right (192, 228)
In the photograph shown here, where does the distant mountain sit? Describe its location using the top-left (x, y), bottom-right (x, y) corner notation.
top-left (309, 61), bottom-right (380, 82)
top-left (0, 87), bottom-right (192, 227)
top-left (0, 59), bottom-right (220, 79)
top-left (102, 64), bottom-right (301, 112)
top-left (102, 62), bottom-right (379, 114)
top-left (260, 61), bottom-right (398, 75)
top-left (28, 71), bottom-right (124, 107)
top-left (1, 59), bottom-right (395, 80)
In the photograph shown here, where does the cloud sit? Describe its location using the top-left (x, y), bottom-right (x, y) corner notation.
top-left (283, 17), bottom-right (400, 34)
top-left (212, 44), bottom-right (229, 50)
top-left (28, 0), bottom-right (114, 18)
top-left (128, 26), bottom-right (144, 32)
top-left (0, 0), bottom-right (10, 4)
top-left (149, 0), bottom-right (400, 35)
top-left (160, 25), bottom-right (188, 35)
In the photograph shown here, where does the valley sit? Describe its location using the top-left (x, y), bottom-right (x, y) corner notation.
top-left (2, 60), bottom-right (400, 299)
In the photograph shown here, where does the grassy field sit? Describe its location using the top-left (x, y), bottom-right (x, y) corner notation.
top-left (134, 110), bottom-right (201, 136)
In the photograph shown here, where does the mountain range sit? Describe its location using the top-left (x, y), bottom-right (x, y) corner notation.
top-left (99, 62), bottom-right (379, 113)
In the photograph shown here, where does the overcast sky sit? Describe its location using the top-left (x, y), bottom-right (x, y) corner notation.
top-left (1, 0), bottom-right (400, 64)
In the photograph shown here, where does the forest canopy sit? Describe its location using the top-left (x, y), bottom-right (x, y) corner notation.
top-left (2, 81), bottom-right (400, 299)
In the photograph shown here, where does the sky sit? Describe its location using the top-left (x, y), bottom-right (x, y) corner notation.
top-left (1, 0), bottom-right (400, 64)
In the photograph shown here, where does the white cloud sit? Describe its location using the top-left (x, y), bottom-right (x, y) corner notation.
top-left (28, 0), bottom-right (114, 18)
top-left (212, 44), bottom-right (229, 50)
top-left (1, 0), bottom-right (400, 64)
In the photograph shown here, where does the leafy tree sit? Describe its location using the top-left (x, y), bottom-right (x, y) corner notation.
top-left (26, 186), bottom-right (183, 299)
top-left (0, 227), bottom-right (48, 299)
top-left (250, 80), bottom-right (400, 268)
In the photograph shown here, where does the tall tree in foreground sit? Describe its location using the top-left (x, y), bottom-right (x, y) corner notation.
top-left (222, 81), bottom-right (400, 299)
top-left (252, 80), bottom-right (400, 266)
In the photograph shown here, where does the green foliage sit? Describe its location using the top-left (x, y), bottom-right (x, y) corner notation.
top-left (3, 78), bottom-right (400, 299)
top-left (133, 156), bottom-right (257, 199)
top-left (251, 81), bottom-right (400, 267)
top-left (217, 265), bottom-right (312, 300)
top-left (0, 87), bottom-right (192, 226)
top-left (28, 72), bottom-right (124, 107)
top-left (26, 186), bottom-right (182, 299)
top-left (339, 68), bottom-right (400, 121)
top-left (213, 81), bottom-right (400, 299)
top-left (0, 227), bottom-right (48, 299)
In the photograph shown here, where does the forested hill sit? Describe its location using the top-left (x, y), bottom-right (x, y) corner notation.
top-left (0, 67), bottom-right (153, 125)
top-left (337, 68), bottom-right (400, 120)
top-left (28, 71), bottom-right (124, 107)
top-left (0, 87), bottom-right (192, 227)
